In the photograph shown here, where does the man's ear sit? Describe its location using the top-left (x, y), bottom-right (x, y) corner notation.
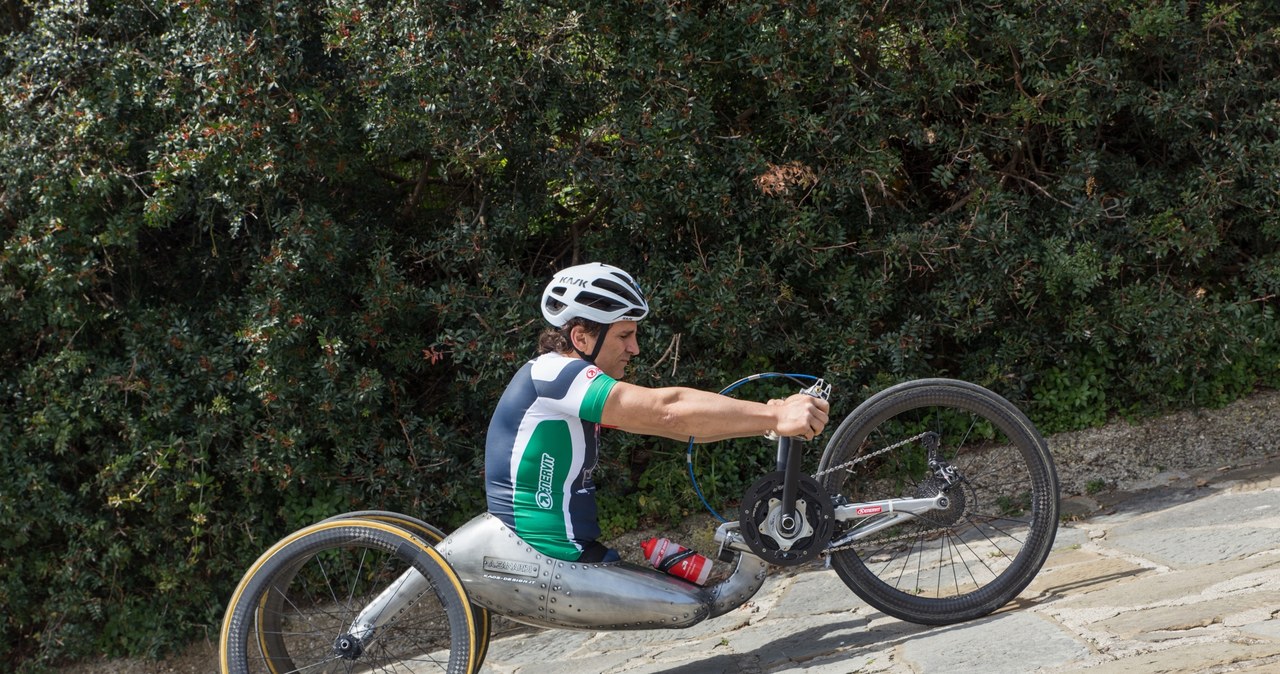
top-left (569, 325), bottom-right (593, 352)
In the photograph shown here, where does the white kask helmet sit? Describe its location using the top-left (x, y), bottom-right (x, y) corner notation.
top-left (541, 262), bottom-right (649, 327)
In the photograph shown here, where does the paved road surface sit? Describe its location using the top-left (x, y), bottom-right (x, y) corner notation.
top-left (477, 457), bottom-right (1280, 673)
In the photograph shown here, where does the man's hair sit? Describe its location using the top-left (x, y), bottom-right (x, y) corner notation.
top-left (537, 317), bottom-right (603, 355)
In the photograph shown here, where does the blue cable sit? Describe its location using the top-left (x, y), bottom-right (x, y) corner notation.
top-left (686, 372), bottom-right (820, 522)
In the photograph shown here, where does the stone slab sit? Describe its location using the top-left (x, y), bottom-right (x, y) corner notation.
top-left (1024, 549), bottom-right (1153, 601)
top-left (898, 611), bottom-right (1091, 673)
top-left (769, 569), bottom-right (864, 619)
top-left (1104, 490), bottom-right (1280, 567)
top-left (1056, 640), bottom-right (1280, 674)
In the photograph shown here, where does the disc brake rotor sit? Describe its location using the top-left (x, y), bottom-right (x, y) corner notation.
top-left (739, 471), bottom-right (835, 566)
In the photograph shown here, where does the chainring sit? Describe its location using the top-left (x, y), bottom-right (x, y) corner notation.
top-left (739, 471), bottom-right (835, 566)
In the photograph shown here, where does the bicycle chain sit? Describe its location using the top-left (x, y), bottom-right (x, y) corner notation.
top-left (810, 431), bottom-right (930, 479)
top-left (809, 431), bottom-right (941, 557)
top-left (821, 524), bottom-right (945, 557)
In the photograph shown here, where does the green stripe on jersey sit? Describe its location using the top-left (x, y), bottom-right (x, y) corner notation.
top-left (578, 374), bottom-right (616, 423)
top-left (511, 420), bottom-right (579, 559)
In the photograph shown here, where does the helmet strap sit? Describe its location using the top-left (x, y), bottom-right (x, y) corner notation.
top-left (572, 322), bottom-right (611, 365)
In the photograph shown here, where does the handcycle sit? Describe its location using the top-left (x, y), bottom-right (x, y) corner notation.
top-left (219, 376), bottom-right (1060, 673)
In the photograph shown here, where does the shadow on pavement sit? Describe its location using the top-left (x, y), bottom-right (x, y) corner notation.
top-left (648, 616), bottom-right (931, 673)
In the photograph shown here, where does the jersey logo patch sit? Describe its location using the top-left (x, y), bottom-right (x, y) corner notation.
top-left (585, 366), bottom-right (601, 379)
top-left (536, 452), bottom-right (556, 509)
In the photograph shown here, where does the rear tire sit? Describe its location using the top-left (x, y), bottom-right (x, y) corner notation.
top-left (321, 510), bottom-right (493, 671)
top-left (219, 519), bottom-right (478, 673)
top-left (817, 379), bottom-right (1059, 625)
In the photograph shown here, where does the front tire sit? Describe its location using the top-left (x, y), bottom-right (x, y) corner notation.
top-left (817, 379), bottom-right (1059, 625)
top-left (219, 519), bottom-right (479, 673)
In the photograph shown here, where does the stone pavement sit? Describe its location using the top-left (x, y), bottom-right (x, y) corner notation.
top-left (477, 457), bottom-right (1280, 674)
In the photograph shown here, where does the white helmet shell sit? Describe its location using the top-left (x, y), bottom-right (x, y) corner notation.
top-left (541, 262), bottom-right (649, 327)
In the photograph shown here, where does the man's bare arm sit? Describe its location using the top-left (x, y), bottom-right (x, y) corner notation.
top-left (600, 382), bottom-right (828, 442)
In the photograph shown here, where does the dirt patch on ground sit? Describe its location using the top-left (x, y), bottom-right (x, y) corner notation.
top-left (1049, 389), bottom-right (1280, 494)
top-left (58, 389), bottom-right (1280, 673)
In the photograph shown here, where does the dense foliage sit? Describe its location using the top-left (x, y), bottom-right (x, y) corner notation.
top-left (2, 0), bottom-right (1278, 666)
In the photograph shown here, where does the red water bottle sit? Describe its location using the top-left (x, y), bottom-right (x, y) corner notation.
top-left (641, 537), bottom-right (712, 585)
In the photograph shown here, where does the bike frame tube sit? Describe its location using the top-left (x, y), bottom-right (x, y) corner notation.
top-left (825, 493), bottom-right (947, 548)
top-left (346, 567), bottom-right (432, 644)
top-left (831, 494), bottom-right (945, 522)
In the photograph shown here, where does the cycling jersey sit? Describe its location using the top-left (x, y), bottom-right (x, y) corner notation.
top-left (484, 352), bottom-right (618, 560)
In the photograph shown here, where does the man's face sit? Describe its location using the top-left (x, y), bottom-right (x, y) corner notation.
top-left (578, 322), bottom-right (640, 380)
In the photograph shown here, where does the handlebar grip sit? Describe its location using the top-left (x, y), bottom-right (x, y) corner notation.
top-left (763, 378), bottom-right (831, 441)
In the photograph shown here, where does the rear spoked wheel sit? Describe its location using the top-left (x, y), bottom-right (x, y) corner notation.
top-left (817, 379), bottom-right (1059, 625)
top-left (219, 519), bottom-right (479, 673)
top-left (321, 510), bottom-right (493, 670)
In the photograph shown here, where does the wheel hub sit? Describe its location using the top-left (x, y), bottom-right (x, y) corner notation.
top-left (757, 496), bottom-right (815, 549)
top-left (333, 633), bottom-right (365, 660)
top-left (914, 475), bottom-right (968, 527)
